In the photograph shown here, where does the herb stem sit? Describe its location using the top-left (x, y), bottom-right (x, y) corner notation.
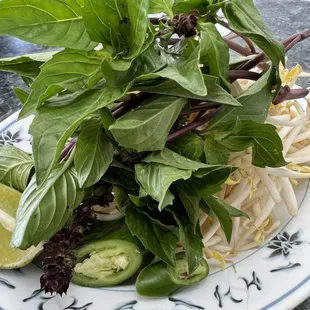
top-left (217, 19), bottom-right (257, 53)
top-left (167, 38), bottom-right (181, 45)
top-left (59, 137), bottom-right (77, 162)
top-left (181, 103), bottom-right (220, 115)
top-left (228, 70), bottom-right (261, 82)
top-left (167, 107), bottom-right (223, 142)
top-left (273, 87), bottom-right (309, 105)
top-left (223, 38), bottom-right (252, 56)
top-left (112, 92), bottom-right (152, 118)
top-left (238, 29), bottom-right (310, 71)
top-left (149, 17), bottom-right (168, 25)
top-left (284, 34), bottom-right (303, 53)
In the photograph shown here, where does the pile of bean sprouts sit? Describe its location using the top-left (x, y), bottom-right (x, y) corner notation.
top-left (201, 64), bottom-right (310, 267)
top-left (94, 64), bottom-right (310, 270)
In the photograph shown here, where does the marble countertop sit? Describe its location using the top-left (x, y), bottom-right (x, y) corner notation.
top-left (0, 1), bottom-right (309, 308)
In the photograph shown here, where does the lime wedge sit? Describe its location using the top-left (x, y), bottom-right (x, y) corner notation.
top-left (0, 183), bottom-right (42, 269)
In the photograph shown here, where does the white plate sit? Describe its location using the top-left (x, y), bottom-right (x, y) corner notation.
top-left (1, 111), bottom-right (310, 310)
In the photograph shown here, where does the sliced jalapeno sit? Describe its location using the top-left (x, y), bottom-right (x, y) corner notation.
top-left (136, 252), bottom-right (209, 297)
top-left (72, 239), bottom-right (143, 287)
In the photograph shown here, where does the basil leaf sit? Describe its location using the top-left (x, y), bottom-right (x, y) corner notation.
top-left (204, 136), bottom-right (230, 165)
top-left (129, 193), bottom-right (149, 207)
top-left (167, 204), bottom-right (203, 274)
top-left (0, 52), bottom-right (55, 78)
top-left (201, 195), bottom-right (248, 242)
top-left (0, 0), bottom-right (95, 50)
top-left (102, 45), bottom-right (166, 87)
top-left (193, 165), bottom-right (236, 179)
top-left (134, 75), bottom-right (241, 107)
top-left (20, 49), bottom-right (104, 118)
top-left (114, 186), bottom-right (134, 214)
top-left (135, 163), bottom-right (192, 210)
top-left (74, 119), bottom-right (113, 188)
top-left (154, 46), bottom-right (207, 96)
top-left (187, 166), bottom-right (235, 196)
top-left (229, 56), bottom-right (251, 70)
top-left (84, 218), bottom-right (126, 242)
top-left (0, 146), bottom-right (33, 192)
top-left (209, 67), bottom-right (276, 127)
top-left (170, 132), bottom-right (204, 161)
top-left (30, 86), bottom-right (128, 185)
top-left (149, 0), bottom-right (174, 18)
top-left (173, 0), bottom-right (209, 14)
top-left (110, 96), bottom-right (186, 151)
top-left (102, 163), bottom-right (139, 191)
top-left (143, 148), bottom-right (208, 171)
top-left (217, 120), bottom-right (287, 168)
top-left (222, 0), bottom-right (285, 67)
top-left (83, 0), bottom-right (149, 60)
top-left (12, 165), bottom-right (84, 249)
top-left (99, 107), bottom-right (115, 139)
top-left (13, 88), bottom-right (29, 105)
top-left (199, 23), bottom-right (230, 89)
top-left (176, 181), bottom-right (201, 226)
top-left (126, 205), bottom-right (178, 266)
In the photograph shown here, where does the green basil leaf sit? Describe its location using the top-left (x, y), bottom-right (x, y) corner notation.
top-left (143, 148), bottom-right (208, 170)
top-left (135, 163), bottom-right (192, 210)
top-left (20, 49), bottom-right (104, 118)
top-left (192, 165), bottom-right (236, 179)
top-left (154, 46), bottom-right (207, 96)
top-left (30, 86), bottom-right (128, 185)
top-left (170, 132), bottom-right (204, 160)
top-left (201, 195), bottom-right (248, 242)
top-left (0, 146), bottom-right (33, 192)
top-left (167, 204), bottom-right (203, 274)
top-left (129, 194), bottom-right (149, 207)
top-left (84, 218), bottom-right (126, 242)
top-left (199, 22), bottom-right (230, 89)
top-left (102, 162), bottom-right (139, 191)
top-left (13, 88), bottom-right (29, 105)
top-left (108, 24), bottom-right (156, 72)
top-left (134, 75), bottom-right (241, 107)
top-left (0, 0), bottom-right (95, 50)
top-left (229, 56), bottom-right (252, 70)
top-left (215, 118), bottom-right (243, 141)
top-left (21, 76), bottom-right (34, 88)
top-left (223, 203), bottom-right (249, 219)
top-left (222, 0), bottom-right (285, 67)
top-left (74, 119), bottom-right (113, 188)
top-left (204, 136), bottom-right (230, 165)
top-left (83, 0), bottom-right (149, 60)
top-left (209, 67), bottom-right (276, 128)
top-left (0, 52), bottom-right (56, 78)
top-left (102, 45), bottom-right (166, 87)
top-left (173, 0), bottom-right (209, 14)
top-left (217, 120), bottom-right (287, 168)
top-left (126, 204), bottom-right (178, 266)
top-left (176, 180), bottom-right (201, 226)
top-left (12, 165), bottom-right (84, 249)
top-left (149, 0), bottom-right (174, 18)
top-left (187, 166), bottom-right (235, 196)
top-left (99, 107), bottom-right (115, 139)
top-left (114, 186), bottom-right (134, 214)
top-left (110, 96), bottom-right (186, 151)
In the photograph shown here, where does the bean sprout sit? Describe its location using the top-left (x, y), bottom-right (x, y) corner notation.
top-left (198, 65), bottom-right (310, 268)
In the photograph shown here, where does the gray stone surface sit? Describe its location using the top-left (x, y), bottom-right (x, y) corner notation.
top-left (0, 37), bottom-right (56, 122)
top-left (0, 2), bottom-right (310, 308)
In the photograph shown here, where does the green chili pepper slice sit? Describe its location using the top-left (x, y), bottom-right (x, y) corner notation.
top-left (136, 252), bottom-right (209, 297)
top-left (72, 239), bottom-right (143, 287)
